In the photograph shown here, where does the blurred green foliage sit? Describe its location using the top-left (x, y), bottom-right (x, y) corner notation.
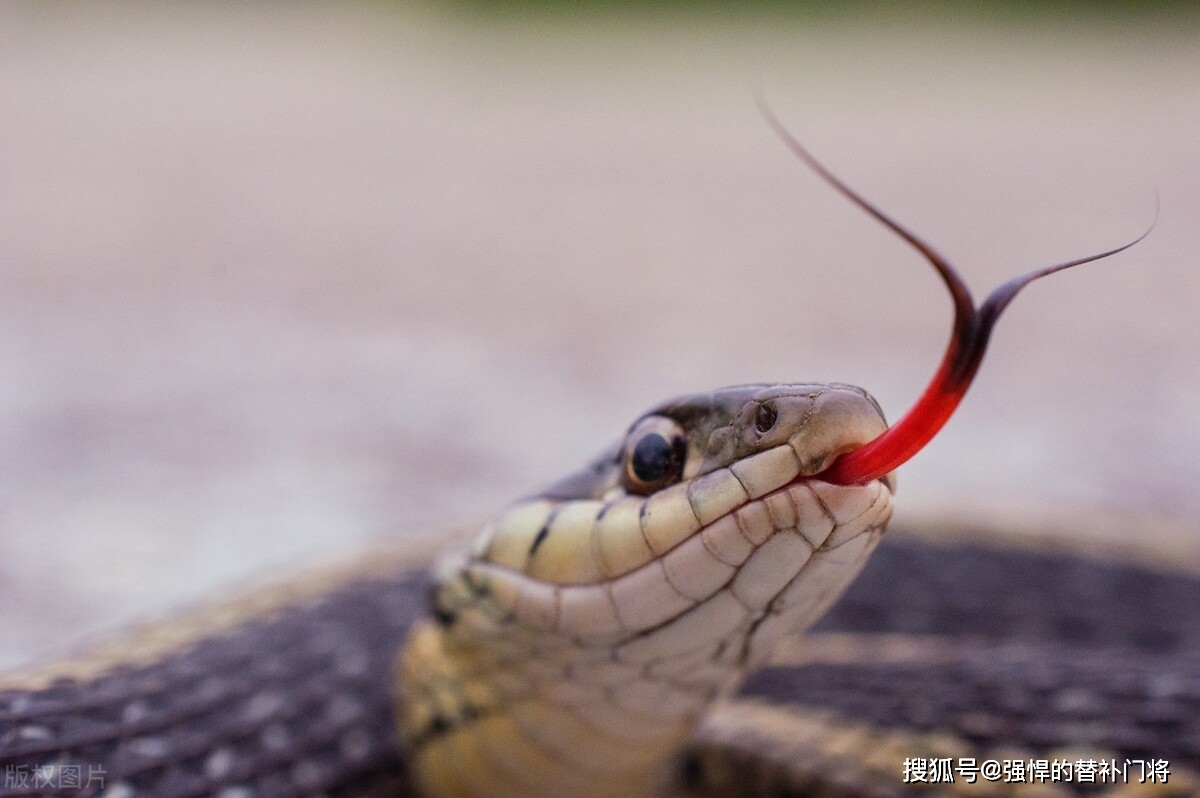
top-left (439, 0), bottom-right (1198, 21)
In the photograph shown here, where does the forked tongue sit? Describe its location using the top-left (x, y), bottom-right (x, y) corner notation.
top-left (758, 103), bottom-right (1150, 486)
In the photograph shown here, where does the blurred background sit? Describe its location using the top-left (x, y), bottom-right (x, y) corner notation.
top-left (1, 2), bottom-right (1197, 670)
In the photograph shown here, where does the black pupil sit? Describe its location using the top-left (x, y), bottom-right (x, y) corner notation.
top-left (631, 433), bottom-right (677, 483)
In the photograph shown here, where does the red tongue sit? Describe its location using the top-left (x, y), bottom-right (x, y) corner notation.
top-left (758, 103), bottom-right (1151, 487)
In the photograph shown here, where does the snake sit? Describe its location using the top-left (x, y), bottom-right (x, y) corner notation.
top-left (2, 114), bottom-right (1197, 798)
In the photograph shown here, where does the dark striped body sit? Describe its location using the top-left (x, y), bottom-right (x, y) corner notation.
top-left (0, 573), bottom-right (428, 798)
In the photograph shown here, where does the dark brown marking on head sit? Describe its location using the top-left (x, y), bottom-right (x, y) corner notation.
top-left (529, 524), bottom-right (551, 556)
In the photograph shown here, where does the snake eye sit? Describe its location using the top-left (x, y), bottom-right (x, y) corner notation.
top-left (621, 416), bottom-right (686, 495)
top-left (632, 435), bottom-right (674, 481)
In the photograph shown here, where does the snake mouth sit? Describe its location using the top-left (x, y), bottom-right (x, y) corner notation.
top-left (795, 463), bottom-right (894, 494)
top-left (825, 470), bottom-right (894, 495)
top-left (768, 458), bottom-right (892, 506)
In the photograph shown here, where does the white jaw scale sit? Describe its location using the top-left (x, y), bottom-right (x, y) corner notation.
top-left (398, 384), bottom-right (894, 798)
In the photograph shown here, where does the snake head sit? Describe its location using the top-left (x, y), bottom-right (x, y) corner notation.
top-left (626, 383), bottom-right (889, 489)
top-left (462, 381), bottom-right (893, 651)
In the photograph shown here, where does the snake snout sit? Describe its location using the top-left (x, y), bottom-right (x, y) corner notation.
top-left (752, 383), bottom-right (890, 482)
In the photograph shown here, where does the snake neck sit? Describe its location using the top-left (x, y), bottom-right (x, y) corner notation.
top-left (396, 495), bottom-right (890, 798)
top-left (396, 555), bottom-right (726, 798)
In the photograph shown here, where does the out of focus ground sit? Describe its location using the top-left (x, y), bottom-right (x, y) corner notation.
top-left (1, 3), bottom-right (1198, 669)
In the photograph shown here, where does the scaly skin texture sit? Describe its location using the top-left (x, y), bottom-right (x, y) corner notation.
top-left (396, 383), bottom-right (895, 798)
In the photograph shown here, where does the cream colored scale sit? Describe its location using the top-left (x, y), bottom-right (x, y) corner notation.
top-left (397, 383), bottom-right (895, 798)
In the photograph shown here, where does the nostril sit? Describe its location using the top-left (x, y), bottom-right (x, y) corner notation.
top-left (754, 403), bottom-right (778, 435)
